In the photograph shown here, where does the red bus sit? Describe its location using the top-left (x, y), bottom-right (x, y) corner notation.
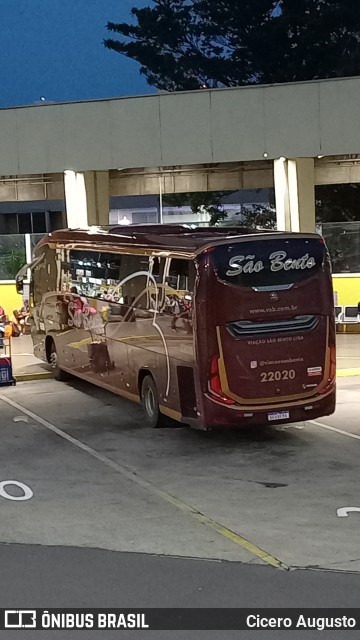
top-left (19, 225), bottom-right (336, 429)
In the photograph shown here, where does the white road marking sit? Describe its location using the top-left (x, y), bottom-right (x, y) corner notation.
top-left (309, 420), bottom-right (360, 442)
top-left (277, 424), bottom-right (304, 431)
top-left (13, 416), bottom-right (29, 423)
top-left (0, 393), bottom-right (289, 569)
top-left (0, 394), bottom-right (145, 483)
top-left (337, 507), bottom-right (360, 518)
top-left (0, 480), bottom-right (33, 501)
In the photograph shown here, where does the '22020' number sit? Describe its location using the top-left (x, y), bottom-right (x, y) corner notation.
top-left (260, 369), bottom-right (296, 383)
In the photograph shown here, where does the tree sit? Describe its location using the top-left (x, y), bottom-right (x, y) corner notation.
top-left (105, 0), bottom-right (282, 90)
top-left (240, 204), bottom-right (276, 229)
top-left (316, 184), bottom-right (360, 224)
top-left (163, 190), bottom-right (230, 224)
top-left (0, 237), bottom-right (26, 279)
top-left (105, 1), bottom-right (360, 89)
top-left (105, 0), bottom-right (360, 223)
top-left (266, 0), bottom-right (360, 84)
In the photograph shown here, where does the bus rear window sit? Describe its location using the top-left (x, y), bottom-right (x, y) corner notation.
top-left (211, 238), bottom-right (326, 288)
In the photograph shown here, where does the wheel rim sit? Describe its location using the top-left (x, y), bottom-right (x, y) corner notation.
top-left (50, 350), bottom-right (58, 370)
top-left (144, 386), bottom-right (156, 417)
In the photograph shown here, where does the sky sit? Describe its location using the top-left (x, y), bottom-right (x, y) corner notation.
top-left (0, 0), bottom-right (153, 108)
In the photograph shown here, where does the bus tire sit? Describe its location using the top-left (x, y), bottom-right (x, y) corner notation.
top-left (49, 341), bottom-right (69, 382)
top-left (141, 375), bottom-right (166, 428)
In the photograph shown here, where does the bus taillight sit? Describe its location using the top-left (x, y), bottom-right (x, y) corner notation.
top-left (319, 345), bottom-right (336, 394)
top-left (208, 356), bottom-right (235, 405)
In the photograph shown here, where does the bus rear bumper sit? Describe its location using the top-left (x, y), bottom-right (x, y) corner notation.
top-left (200, 390), bottom-right (336, 429)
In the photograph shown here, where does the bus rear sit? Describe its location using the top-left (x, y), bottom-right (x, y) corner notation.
top-left (195, 233), bottom-right (336, 428)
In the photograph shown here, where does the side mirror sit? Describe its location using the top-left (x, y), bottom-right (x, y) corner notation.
top-left (16, 275), bottom-right (24, 294)
top-left (358, 302), bottom-right (360, 313)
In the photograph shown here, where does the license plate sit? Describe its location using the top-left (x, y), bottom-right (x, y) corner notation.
top-left (268, 411), bottom-right (289, 422)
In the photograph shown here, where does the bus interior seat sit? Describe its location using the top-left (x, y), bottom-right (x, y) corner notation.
top-left (334, 306), bottom-right (343, 323)
top-left (343, 306), bottom-right (360, 322)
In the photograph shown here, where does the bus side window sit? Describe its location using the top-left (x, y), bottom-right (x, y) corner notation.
top-left (166, 258), bottom-right (194, 294)
top-left (164, 258), bottom-right (195, 317)
top-left (66, 250), bottom-right (122, 300)
top-left (120, 254), bottom-right (149, 313)
top-left (33, 247), bottom-right (57, 305)
top-left (164, 259), bottom-right (194, 330)
top-left (149, 256), bottom-right (166, 311)
top-left (150, 256), bottom-right (162, 282)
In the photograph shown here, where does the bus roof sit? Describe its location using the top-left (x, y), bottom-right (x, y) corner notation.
top-left (35, 225), bottom-right (321, 256)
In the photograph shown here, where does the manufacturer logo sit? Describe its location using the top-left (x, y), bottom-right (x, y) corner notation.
top-left (270, 292), bottom-right (278, 301)
top-left (307, 366), bottom-right (322, 377)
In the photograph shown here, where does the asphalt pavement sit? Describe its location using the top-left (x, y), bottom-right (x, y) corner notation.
top-left (0, 543), bottom-right (360, 639)
top-left (0, 367), bottom-right (360, 639)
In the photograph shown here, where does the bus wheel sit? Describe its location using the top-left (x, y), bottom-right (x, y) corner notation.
top-left (49, 341), bottom-right (69, 382)
top-left (141, 375), bottom-right (166, 428)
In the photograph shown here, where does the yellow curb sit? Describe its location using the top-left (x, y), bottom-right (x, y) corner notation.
top-left (336, 368), bottom-right (360, 377)
top-left (15, 372), bottom-right (54, 382)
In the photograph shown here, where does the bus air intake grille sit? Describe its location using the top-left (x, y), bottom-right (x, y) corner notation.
top-left (226, 315), bottom-right (319, 338)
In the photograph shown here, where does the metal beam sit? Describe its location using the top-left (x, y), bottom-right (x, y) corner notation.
top-left (0, 155), bottom-right (360, 203)
top-left (0, 174), bottom-right (64, 202)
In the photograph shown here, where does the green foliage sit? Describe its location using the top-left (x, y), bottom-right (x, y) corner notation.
top-left (0, 237), bottom-right (26, 279)
top-left (105, 1), bottom-right (360, 90)
top-left (163, 191), bottom-right (276, 227)
top-left (239, 205), bottom-right (276, 229)
top-left (321, 222), bottom-right (360, 272)
top-left (316, 184), bottom-right (360, 223)
top-left (4, 249), bottom-right (26, 279)
top-left (163, 190), bottom-right (230, 224)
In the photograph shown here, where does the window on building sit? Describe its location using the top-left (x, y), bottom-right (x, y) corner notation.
top-left (0, 210), bottom-right (63, 235)
top-left (0, 213), bottom-right (17, 234)
top-left (32, 212), bottom-right (46, 233)
top-left (18, 213), bottom-right (32, 234)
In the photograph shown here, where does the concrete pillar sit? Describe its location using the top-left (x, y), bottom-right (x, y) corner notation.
top-left (274, 158), bottom-right (290, 231)
top-left (84, 171), bottom-right (110, 226)
top-left (288, 158), bottom-right (315, 232)
top-left (274, 158), bottom-right (315, 232)
top-left (64, 170), bottom-right (110, 229)
top-left (64, 171), bottom-right (88, 229)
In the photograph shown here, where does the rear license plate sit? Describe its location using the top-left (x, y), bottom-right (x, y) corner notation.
top-left (268, 411), bottom-right (289, 421)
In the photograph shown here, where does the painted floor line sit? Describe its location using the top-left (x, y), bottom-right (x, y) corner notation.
top-left (336, 368), bottom-right (360, 377)
top-left (310, 420), bottom-right (360, 442)
top-left (0, 393), bottom-right (289, 572)
top-left (14, 373), bottom-right (54, 382)
top-left (11, 353), bottom-right (35, 357)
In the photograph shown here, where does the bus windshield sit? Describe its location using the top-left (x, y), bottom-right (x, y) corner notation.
top-left (211, 237), bottom-right (326, 289)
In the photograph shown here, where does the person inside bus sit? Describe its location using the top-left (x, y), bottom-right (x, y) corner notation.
top-left (70, 286), bottom-right (97, 316)
top-left (70, 286), bottom-right (84, 312)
